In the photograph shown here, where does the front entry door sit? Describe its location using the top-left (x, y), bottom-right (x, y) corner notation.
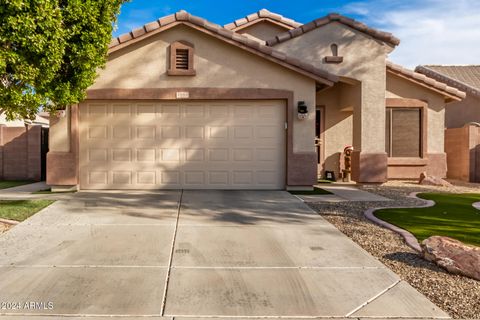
top-left (315, 106), bottom-right (325, 179)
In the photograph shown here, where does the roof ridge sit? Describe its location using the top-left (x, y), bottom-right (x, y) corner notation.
top-left (108, 10), bottom-right (338, 85)
top-left (415, 65), bottom-right (480, 96)
top-left (266, 12), bottom-right (400, 47)
top-left (421, 64), bottom-right (480, 67)
top-left (386, 61), bottom-right (465, 99)
top-left (224, 9), bottom-right (302, 30)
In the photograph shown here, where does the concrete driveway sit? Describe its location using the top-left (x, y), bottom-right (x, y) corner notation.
top-left (0, 190), bottom-right (448, 319)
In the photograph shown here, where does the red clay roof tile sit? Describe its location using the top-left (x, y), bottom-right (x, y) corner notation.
top-left (225, 9), bottom-right (302, 30)
top-left (108, 10), bottom-right (338, 85)
top-left (387, 61), bottom-right (465, 99)
top-left (267, 13), bottom-right (400, 47)
top-left (416, 65), bottom-right (480, 97)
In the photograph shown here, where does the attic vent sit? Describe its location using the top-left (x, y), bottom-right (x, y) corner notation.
top-left (176, 49), bottom-right (189, 70)
top-left (168, 40), bottom-right (196, 76)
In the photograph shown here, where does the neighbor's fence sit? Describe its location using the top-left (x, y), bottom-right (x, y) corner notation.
top-left (445, 124), bottom-right (480, 182)
top-left (0, 124), bottom-right (44, 181)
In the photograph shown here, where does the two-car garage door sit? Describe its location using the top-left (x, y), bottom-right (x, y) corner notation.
top-left (79, 100), bottom-right (286, 190)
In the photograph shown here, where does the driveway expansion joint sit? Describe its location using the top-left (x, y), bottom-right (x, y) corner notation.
top-left (345, 279), bottom-right (401, 317)
top-left (161, 189), bottom-right (184, 316)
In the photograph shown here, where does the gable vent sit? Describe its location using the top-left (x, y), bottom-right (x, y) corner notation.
top-left (175, 49), bottom-right (189, 70)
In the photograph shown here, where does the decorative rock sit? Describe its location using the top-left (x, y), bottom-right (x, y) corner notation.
top-left (419, 172), bottom-right (452, 187)
top-left (421, 236), bottom-right (480, 281)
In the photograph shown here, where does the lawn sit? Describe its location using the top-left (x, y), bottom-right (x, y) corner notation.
top-left (32, 188), bottom-right (76, 194)
top-left (0, 181), bottom-right (33, 190)
top-left (289, 187), bottom-right (332, 195)
top-left (0, 200), bottom-right (54, 222)
top-left (374, 193), bottom-right (480, 246)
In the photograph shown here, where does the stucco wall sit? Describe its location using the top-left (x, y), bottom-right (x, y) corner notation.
top-left (88, 24), bottom-right (316, 154)
top-left (49, 108), bottom-right (70, 153)
top-left (445, 125), bottom-right (480, 182)
top-left (0, 112), bottom-right (25, 127)
top-left (386, 72), bottom-right (446, 154)
top-left (273, 22), bottom-right (391, 154)
top-left (237, 21), bottom-right (290, 42)
top-left (445, 94), bottom-right (480, 129)
top-left (317, 83), bottom-right (359, 178)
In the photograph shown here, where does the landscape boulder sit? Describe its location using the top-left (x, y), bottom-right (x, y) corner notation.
top-left (419, 172), bottom-right (452, 187)
top-left (421, 236), bottom-right (480, 281)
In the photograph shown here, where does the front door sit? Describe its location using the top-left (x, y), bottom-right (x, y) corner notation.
top-left (315, 106), bottom-right (325, 179)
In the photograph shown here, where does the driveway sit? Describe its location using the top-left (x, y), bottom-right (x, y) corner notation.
top-left (0, 190), bottom-right (448, 319)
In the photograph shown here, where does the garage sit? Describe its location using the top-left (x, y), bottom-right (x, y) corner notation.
top-left (79, 100), bottom-right (286, 190)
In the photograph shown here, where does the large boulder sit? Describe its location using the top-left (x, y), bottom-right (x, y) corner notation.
top-left (421, 236), bottom-right (480, 281)
top-left (419, 172), bottom-right (452, 187)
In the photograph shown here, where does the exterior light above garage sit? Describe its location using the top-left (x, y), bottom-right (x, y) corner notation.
top-left (297, 101), bottom-right (309, 120)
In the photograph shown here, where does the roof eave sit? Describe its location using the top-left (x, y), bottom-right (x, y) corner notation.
top-left (108, 13), bottom-right (338, 86)
top-left (387, 69), bottom-right (465, 102)
top-left (227, 18), bottom-right (296, 33)
top-left (224, 9), bottom-right (302, 31)
top-left (415, 66), bottom-right (480, 98)
top-left (266, 13), bottom-right (400, 48)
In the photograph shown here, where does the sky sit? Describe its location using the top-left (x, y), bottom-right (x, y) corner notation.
top-left (114, 0), bottom-right (480, 68)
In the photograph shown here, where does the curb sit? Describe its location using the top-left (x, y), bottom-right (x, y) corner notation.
top-left (364, 192), bottom-right (435, 253)
top-left (0, 217), bottom-right (20, 225)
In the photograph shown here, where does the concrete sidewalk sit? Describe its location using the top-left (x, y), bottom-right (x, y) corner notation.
top-left (296, 184), bottom-right (391, 202)
top-left (0, 190), bottom-right (448, 318)
top-left (0, 181), bottom-right (47, 193)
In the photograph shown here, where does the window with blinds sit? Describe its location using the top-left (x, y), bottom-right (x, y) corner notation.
top-left (385, 107), bottom-right (422, 157)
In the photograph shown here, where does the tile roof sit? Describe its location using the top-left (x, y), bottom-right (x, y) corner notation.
top-left (224, 9), bottom-right (302, 30)
top-left (109, 10), bottom-right (338, 85)
top-left (265, 13), bottom-right (400, 47)
top-left (387, 61), bottom-right (466, 100)
top-left (415, 65), bottom-right (480, 97)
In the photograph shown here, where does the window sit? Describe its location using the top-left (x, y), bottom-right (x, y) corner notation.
top-left (168, 41), bottom-right (195, 76)
top-left (385, 107), bottom-right (422, 157)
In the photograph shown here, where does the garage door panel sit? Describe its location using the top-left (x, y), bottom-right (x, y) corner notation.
top-left (80, 100), bottom-right (286, 190)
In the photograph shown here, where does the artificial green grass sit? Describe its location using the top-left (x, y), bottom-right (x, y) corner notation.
top-left (290, 187), bottom-right (332, 195)
top-left (317, 179), bottom-right (333, 184)
top-left (374, 193), bottom-right (480, 246)
top-left (0, 200), bottom-right (55, 222)
top-left (32, 189), bottom-right (52, 194)
top-left (0, 181), bottom-right (33, 190)
top-left (32, 188), bottom-right (76, 194)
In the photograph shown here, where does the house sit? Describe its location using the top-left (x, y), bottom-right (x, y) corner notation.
top-left (416, 65), bottom-right (480, 182)
top-left (47, 9), bottom-right (465, 190)
top-left (0, 111), bottom-right (49, 181)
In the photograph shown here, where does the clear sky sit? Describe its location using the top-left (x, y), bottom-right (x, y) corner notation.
top-left (114, 0), bottom-right (480, 68)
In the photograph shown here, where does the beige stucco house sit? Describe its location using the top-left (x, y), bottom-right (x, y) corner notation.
top-left (416, 65), bottom-right (480, 182)
top-left (47, 9), bottom-right (465, 190)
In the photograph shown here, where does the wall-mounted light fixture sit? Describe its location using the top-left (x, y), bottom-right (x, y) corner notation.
top-left (297, 101), bottom-right (309, 120)
top-left (57, 109), bottom-right (66, 118)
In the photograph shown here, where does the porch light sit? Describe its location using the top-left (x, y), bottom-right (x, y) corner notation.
top-left (297, 101), bottom-right (309, 120)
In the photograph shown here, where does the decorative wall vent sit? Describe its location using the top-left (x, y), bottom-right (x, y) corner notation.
top-left (168, 41), bottom-right (196, 76)
top-left (324, 43), bottom-right (343, 64)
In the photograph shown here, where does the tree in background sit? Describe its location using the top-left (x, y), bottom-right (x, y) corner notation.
top-left (0, 0), bottom-right (127, 120)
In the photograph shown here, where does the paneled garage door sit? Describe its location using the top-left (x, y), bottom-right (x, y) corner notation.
top-left (79, 100), bottom-right (286, 189)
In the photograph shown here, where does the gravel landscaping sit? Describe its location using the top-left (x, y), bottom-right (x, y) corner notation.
top-left (0, 222), bottom-right (12, 234)
top-left (307, 180), bottom-right (480, 319)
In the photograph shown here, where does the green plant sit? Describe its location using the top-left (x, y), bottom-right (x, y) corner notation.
top-left (0, 0), bottom-right (127, 120)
